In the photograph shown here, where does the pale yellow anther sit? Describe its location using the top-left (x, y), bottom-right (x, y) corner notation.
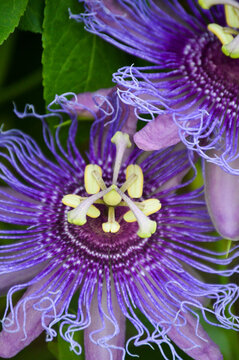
top-left (62, 194), bottom-right (100, 218)
top-left (103, 185), bottom-right (122, 206)
top-left (102, 206), bottom-right (120, 233)
top-left (84, 164), bottom-right (103, 194)
top-left (102, 221), bottom-right (120, 233)
top-left (123, 199), bottom-right (161, 222)
top-left (198, 0), bottom-right (214, 9)
top-left (126, 164), bottom-right (144, 198)
top-left (111, 131), bottom-right (132, 148)
top-left (62, 194), bottom-right (81, 208)
top-left (208, 23), bottom-right (234, 45)
top-left (225, 5), bottom-right (239, 27)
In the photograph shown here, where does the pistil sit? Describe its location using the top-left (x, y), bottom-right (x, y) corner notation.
top-left (111, 131), bottom-right (132, 184)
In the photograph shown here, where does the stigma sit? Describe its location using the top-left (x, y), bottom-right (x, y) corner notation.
top-left (199, 0), bottom-right (239, 58)
top-left (62, 131), bottom-right (161, 238)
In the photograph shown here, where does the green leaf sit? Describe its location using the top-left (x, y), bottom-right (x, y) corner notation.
top-left (42, 0), bottom-right (131, 105)
top-left (19, 0), bottom-right (45, 33)
top-left (0, 0), bottom-right (29, 45)
top-left (57, 329), bottom-right (84, 360)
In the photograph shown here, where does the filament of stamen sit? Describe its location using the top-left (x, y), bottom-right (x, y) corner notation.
top-left (92, 170), bottom-right (107, 191)
top-left (120, 173), bottom-right (137, 193)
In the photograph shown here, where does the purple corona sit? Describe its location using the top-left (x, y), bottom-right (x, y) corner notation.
top-left (0, 90), bottom-right (238, 359)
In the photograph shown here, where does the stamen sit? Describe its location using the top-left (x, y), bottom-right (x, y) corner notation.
top-left (199, 0), bottom-right (239, 11)
top-left (92, 170), bottom-right (107, 191)
top-left (62, 194), bottom-right (82, 207)
top-left (103, 184), bottom-right (122, 206)
top-left (208, 23), bottom-right (234, 45)
top-left (123, 199), bottom-right (161, 222)
top-left (117, 188), bottom-right (157, 238)
top-left (225, 4), bottom-right (239, 27)
top-left (120, 173), bottom-right (137, 193)
top-left (62, 194), bottom-right (100, 218)
top-left (102, 206), bottom-right (120, 233)
top-left (222, 33), bottom-right (239, 57)
top-left (84, 164), bottom-right (104, 194)
top-left (67, 188), bottom-right (110, 225)
top-left (111, 131), bottom-right (132, 184)
top-left (125, 164), bottom-right (143, 198)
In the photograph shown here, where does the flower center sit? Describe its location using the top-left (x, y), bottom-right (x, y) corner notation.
top-left (62, 132), bottom-right (161, 238)
top-left (199, 0), bottom-right (239, 58)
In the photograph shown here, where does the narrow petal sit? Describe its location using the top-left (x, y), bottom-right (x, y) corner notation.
top-left (205, 157), bottom-right (239, 240)
top-left (168, 312), bottom-right (223, 360)
top-left (84, 282), bottom-right (126, 360)
top-left (134, 114), bottom-right (181, 151)
top-left (0, 280), bottom-right (49, 358)
top-left (76, 88), bottom-right (112, 117)
top-left (0, 262), bottom-right (48, 295)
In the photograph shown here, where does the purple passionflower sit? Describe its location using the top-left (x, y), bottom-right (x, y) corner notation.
top-left (0, 89), bottom-right (238, 360)
top-left (74, 0), bottom-right (239, 240)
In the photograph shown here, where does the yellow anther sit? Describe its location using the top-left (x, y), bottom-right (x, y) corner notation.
top-left (102, 221), bottom-right (120, 233)
top-left (84, 164), bottom-right (103, 194)
top-left (208, 23), bottom-right (234, 45)
top-left (62, 194), bottom-right (100, 218)
top-left (198, 0), bottom-right (213, 9)
top-left (123, 199), bottom-right (161, 222)
top-left (86, 205), bottom-right (101, 218)
top-left (103, 185), bottom-right (122, 206)
top-left (62, 194), bottom-right (81, 208)
top-left (225, 4), bottom-right (239, 27)
top-left (111, 131), bottom-right (132, 148)
top-left (102, 206), bottom-right (120, 233)
top-left (222, 37), bottom-right (239, 57)
top-left (126, 164), bottom-right (144, 198)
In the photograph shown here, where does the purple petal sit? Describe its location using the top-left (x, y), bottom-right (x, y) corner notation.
top-left (76, 88), bottom-right (112, 117)
top-left (0, 262), bottom-right (48, 295)
top-left (133, 114), bottom-right (181, 151)
top-left (0, 280), bottom-right (49, 358)
top-left (205, 157), bottom-right (239, 240)
top-left (168, 312), bottom-right (223, 360)
top-left (84, 283), bottom-right (125, 360)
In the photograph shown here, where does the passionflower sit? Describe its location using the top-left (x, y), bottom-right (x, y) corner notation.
top-left (0, 89), bottom-right (238, 359)
top-left (76, 0), bottom-right (239, 240)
